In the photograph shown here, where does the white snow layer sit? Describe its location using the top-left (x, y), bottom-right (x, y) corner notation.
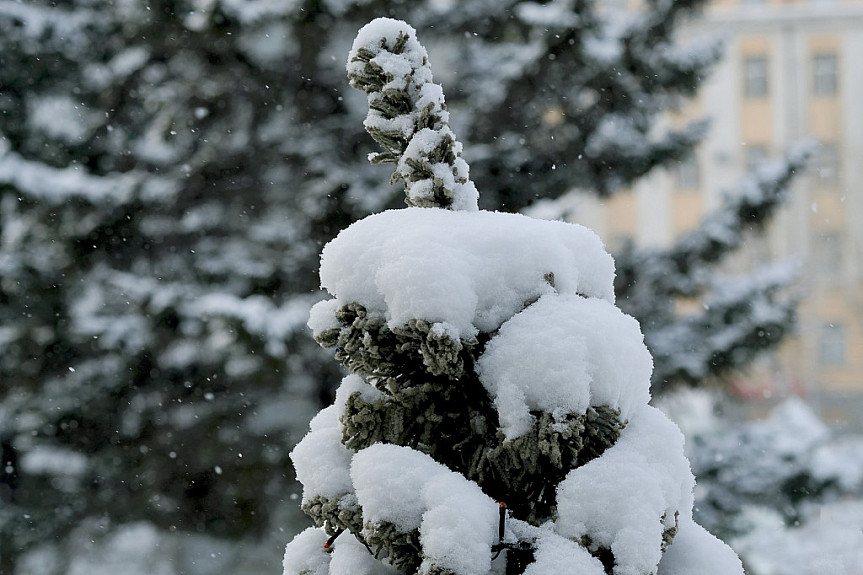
top-left (351, 444), bottom-right (499, 575)
top-left (523, 531), bottom-right (606, 575)
top-left (310, 208), bottom-right (615, 339)
top-left (555, 405), bottom-right (697, 575)
top-left (350, 18), bottom-right (427, 71)
top-left (329, 533), bottom-right (400, 575)
top-left (657, 516), bottom-right (744, 575)
top-left (290, 405), bottom-right (353, 504)
top-left (282, 527), bottom-right (330, 575)
top-left (477, 293), bottom-right (652, 438)
top-left (291, 375), bottom-right (386, 506)
top-left (333, 373), bottom-right (384, 420)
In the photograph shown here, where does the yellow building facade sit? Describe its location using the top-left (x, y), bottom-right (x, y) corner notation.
top-left (582, 0), bottom-right (863, 429)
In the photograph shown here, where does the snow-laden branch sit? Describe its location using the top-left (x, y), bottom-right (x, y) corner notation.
top-left (616, 143), bottom-right (812, 303)
top-left (0, 148), bottom-right (180, 206)
top-left (346, 18), bottom-right (478, 211)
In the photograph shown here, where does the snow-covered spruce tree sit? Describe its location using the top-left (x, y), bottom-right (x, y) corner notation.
top-left (283, 19), bottom-right (742, 575)
top-left (613, 149), bottom-right (809, 394)
top-left (0, 1), bottom-right (364, 570)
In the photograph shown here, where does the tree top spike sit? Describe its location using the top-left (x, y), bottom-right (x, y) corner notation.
top-left (347, 18), bottom-right (479, 211)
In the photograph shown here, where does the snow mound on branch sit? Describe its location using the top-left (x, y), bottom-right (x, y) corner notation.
top-left (523, 531), bottom-right (606, 575)
top-left (291, 375), bottom-right (384, 505)
top-left (657, 516), bottom-right (744, 575)
top-left (282, 527), bottom-right (330, 575)
top-left (329, 534), bottom-right (400, 575)
top-left (311, 208), bottom-right (615, 339)
top-left (555, 405), bottom-right (698, 575)
top-left (290, 405), bottom-right (353, 504)
top-left (349, 18), bottom-right (428, 73)
top-left (333, 374), bottom-right (384, 420)
top-left (351, 443), bottom-right (499, 575)
top-left (477, 293), bottom-right (652, 438)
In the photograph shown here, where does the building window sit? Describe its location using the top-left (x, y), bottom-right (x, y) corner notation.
top-left (744, 55), bottom-right (768, 98)
top-left (817, 231), bottom-right (842, 275)
top-left (814, 143), bottom-right (840, 187)
top-left (745, 144), bottom-right (768, 173)
top-left (819, 323), bottom-right (845, 366)
top-left (813, 53), bottom-right (838, 96)
top-left (675, 154), bottom-right (699, 190)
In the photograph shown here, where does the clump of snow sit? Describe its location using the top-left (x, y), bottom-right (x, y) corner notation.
top-left (657, 516), bottom-right (744, 575)
top-left (282, 527), bottom-right (331, 575)
top-left (555, 405), bottom-right (696, 575)
top-left (523, 531), bottom-right (606, 575)
top-left (65, 522), bottom-right (175, 575)
top-left (349, 18), bottom-right (428, 70)
top-left (351, 444), bottom-right (441, 532)
top-left (419, 472), bottom-right (498, 575)
top-left (0, 1), bottom-right (93, 52)
top-left (83, 46), bottom-right (150, 90)
top-left (237, 21), bottom-right (299, 67)
top-left (652, 387), bottom-right (721, 441)
top-left (585, 113), bottom-right (644, 160)
top-left (219, 0), bottom-right (299, 24)
top-left (312, 208), bottom-right (614, 339)
top-left (478, 293), bottom-right (651, 438)
top-left (0, 151), bottom-right (142, 205)
top-left (329, 534), bottom-right (400, 575)
top-left (290, 406), bottom-right (353, 504)
top-left (188, 292), bottom-right (312, 356)
top-left (333, 374), bottom-right (384, 421)
top-left (307, 297), bottom-right (342, 338)
top-left (351, 443), bottom-right (498, 574)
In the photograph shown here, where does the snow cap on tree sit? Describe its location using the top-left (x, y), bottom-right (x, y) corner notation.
top-left (284, 18), bottom-right (743, 575)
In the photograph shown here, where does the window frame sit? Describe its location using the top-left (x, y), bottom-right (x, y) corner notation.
top-left (743, 55), bottom-right (769, 98)
top-left (813, 52), bottom-right (838, 97)
top-left (813, 143), bottom-right (840, 188)
top-left (819, 323), bottom-right (846, 366)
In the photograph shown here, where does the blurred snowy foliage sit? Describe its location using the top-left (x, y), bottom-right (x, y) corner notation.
top-left (614, 149), bottom-right (810, 394)
top-left (0, 0), bottom-right (808, 573)
top-left (17, 519), bottom-right (288, 575)
top-left (658, 389), bottom-right (863, 575)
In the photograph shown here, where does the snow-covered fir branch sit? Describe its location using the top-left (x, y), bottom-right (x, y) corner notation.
top-left (614, 145), bottom-right (811, 389)
top-left (346, 18), bottom-right (478, 211)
